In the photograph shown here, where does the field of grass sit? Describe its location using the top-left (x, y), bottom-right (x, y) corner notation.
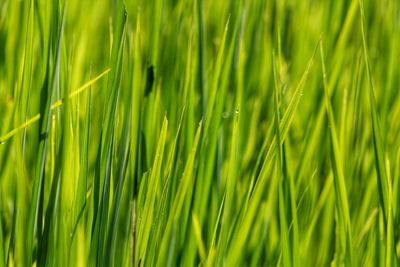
top-left (0, 0), bottom-right (400, 266)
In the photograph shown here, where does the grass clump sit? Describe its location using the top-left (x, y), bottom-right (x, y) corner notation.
top-left (0, 0), bottom-right (400, 266)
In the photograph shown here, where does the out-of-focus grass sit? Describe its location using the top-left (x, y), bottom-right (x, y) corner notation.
top-left (0, 0), bottom-right (399, 266)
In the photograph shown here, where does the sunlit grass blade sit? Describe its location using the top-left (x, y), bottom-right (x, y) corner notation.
top-left (106, 106), bottom-right (131, 266)
top-left (273, 51), bottom-right (292, 267)
top-left (358, 0), bottom-right (390, 223)
top-left (128, 15), bottom-right (143, 265)
top-left (358, 0), bottom-right (397, 264)
top-left (0, 204), bottom-right (4, 267)
top-left (197, 0), bottom-right (206, 114)
top-left (0, 69), bottom-right (110, 144)
top-left (320, 37), bottom-right (352, 266)
top-left (215, 109), bottom-right (239, 265)
top-left (98, 14), bottom-right (126, 267)
top-left (157, 121), bottom-right (202, 266)
top-left (88, 3), bottom-right (127, 266)
top-left (205, 193), bottom-right (225, 267)
top-left (136, 117), bottom-right (168, 265)
top-left (26, 1), bottom-right (66, 264)
top-left (226, 44), bottom-right (318, 267)
top-left (18, 0), bottom-right (34, 156)
top-left (192, 212), bottom-right (206, 262)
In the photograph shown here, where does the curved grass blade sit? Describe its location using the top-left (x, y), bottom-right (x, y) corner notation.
top-left (0, 69), bottom-right (110, 144)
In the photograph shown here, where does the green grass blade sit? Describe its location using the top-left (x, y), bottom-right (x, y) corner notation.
top-left (157, 121), bottom-right (202, 267)
top-left (26, 1), bottom-right (66, 264)
top-left (0, 200), bottom-right (4, 267)
top-left (358, 0), bottom-right (392, 226)
top-left (137, 117), bottom-right (168, 265)
top-left (273, 51), bottom-right (292, 267)
top-left (226, 45), bottom-right (318, 267)
top-left (320, 38), bottom-right (352, 266)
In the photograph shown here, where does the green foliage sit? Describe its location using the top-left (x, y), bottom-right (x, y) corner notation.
top-left (0, 0), bottom-right (399, 266)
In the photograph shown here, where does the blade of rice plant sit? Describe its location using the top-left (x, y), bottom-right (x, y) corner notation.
top-left (320, 37), bottom-right (352, 266)
top-left (205, 193), bottom-right (225, 267)
top-left (105, 107), bottom-right (131, 266)
top-left (226, 45), bottom-right (318, 266)
top-left (273, 50), bottom-right (291, 267)
top-left (0, 201), bottom-right (4, 267)
top-left (89, 3), bottom-right (126, 266)
top-left (197, 0), bottom-right (206, 114)
top-left (26, 1), bottom-right (66, 264)
top-left (0, 69), bottom-right (110, 144)
top-left (136, 117), bottom-right (168, 265)
top-left (358, 0), bottom-right (396, 264)
top-left (192, 211), bottom-right (206, 262)
top-left (18, 0), bottom-right (34, 156)
top-left (129, 16), bottom-right (143, 256)
top-left (358, 0), bottom-right (390, 224)
top-left (215, 108), bottom-right (238, 265)
top-left (157, 121), bottom-right (202, 267)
